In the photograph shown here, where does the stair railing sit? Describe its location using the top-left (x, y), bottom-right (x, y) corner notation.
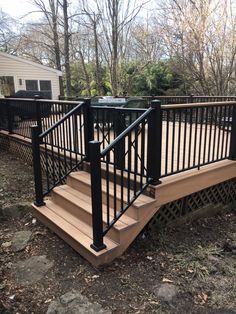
top-left (89, 100), bottom-right (162, 251)
top-left (31, 100), bottom-right (92, 206)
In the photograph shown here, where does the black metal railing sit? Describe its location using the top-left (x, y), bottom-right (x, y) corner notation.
top-left (89, 102), bottom-right (161, 251)
top-left (4, 95), bottom-right (235, 252)
top-left (91, 106), bottom-right (146, 150)
top-left (161, 102), bottom-right (235, 177)
top-left (0, 97), bottom-right (79, 138)
top-left (31, 101), bottom-right (89, 205)
top-left (145, 95), bottom-right (236, 105)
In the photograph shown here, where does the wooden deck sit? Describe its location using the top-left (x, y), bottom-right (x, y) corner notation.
top-left (1, 125), bottom-right (235, 266)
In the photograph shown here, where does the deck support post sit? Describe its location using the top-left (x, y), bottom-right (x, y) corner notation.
top-left (147, 100), bottom-right (162, 185)
top-left (31, 125), bottom-right (45, 207)
top-left (89, 141), bottom-right (106, 252)
top-left (229, 105), bottom-right (236, 160)
top-left (84, 98), bottom-right (94, 161)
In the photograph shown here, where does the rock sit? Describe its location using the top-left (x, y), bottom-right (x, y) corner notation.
top-left (12, 255), bottom-right (54, 286)
top-left (11, 231), bottom-right (32, 252)
top-left (208, 255), bottom-right (220, 263)
top-left (1, 241), bottom-right (11, 248)
top-left (46, 290), bottom-right (111, 314)
top-left (1, 203), bottom-right (31, 218)
top-left (153, 283), bottom-right (178, 302)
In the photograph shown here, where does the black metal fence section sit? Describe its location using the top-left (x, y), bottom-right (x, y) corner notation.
top-left (89, 103), bottom-right (162, 251)
top-left (91, 106), bottom-right (146, 150)
top-left (0, 98), bottom-right (79, 138)
top-left (32, 102), bottom-right (87, 205)
top-left (161, 102), bottom-right (235, 177)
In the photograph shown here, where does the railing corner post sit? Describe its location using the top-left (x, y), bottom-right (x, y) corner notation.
top-left (31, 125), bottom-right (45, 207)
top-left (147, 100), bottom-right (162, 185)
top-left (229, 105), bottom-right (236, 161)
top-left (89, 140), bottom-right (106, 252)
top-left (84, 98), bottom-right (94, 161)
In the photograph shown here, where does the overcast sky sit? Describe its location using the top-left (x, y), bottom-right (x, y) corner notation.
top-left (0, 0), bottom-right (154, 21)
top-left (0, 0), bottom-right (38, 20)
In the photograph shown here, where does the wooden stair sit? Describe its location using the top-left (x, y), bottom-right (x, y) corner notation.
top-left (33, 171), bottom-right (157, 267)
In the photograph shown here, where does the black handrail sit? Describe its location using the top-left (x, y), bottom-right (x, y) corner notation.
top-left (40, 102), bottom-right (83, 137)
top-left (89, 101), bottom-right (161, 251)
top-left (32, 101), bottom-right (89, 204)
top-left (101, 107), bottom-right (153, 156)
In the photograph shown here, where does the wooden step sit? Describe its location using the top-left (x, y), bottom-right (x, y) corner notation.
top-left (67, 171), bottom-right (155, 219)
top-left (51, 185), bottom-right (137, 242)
top-left (32, 202), bottom-right (119, 267)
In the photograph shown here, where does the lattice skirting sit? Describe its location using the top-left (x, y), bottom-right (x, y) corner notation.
top-left (0, 133), bottom-right (33, 164)
top-left (0, 133), bottom-right (67, 186)
top-left (148, 177), bottom-right (236, 229)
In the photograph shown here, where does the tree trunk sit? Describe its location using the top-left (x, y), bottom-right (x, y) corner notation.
top-left (50, 0), bottom-right (64, 96)
top-left (78, 50), bottom-right (91, 96)
top-left (62, 0), bottom-right (72, 96)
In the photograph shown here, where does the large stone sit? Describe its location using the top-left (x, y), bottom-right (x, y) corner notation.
top-left (46, 290), bottom-right (111, 314)
top-left (12, 255), bottom-right (53, 286)
top-left (0, 203), bottom-right (31, 218)
top-left (12, 231), bottom-right (32, 252)
top-left (153, 283), bottom-right (178, 302)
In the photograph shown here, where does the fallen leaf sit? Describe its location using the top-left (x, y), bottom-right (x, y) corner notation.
top-left (162, 278), bottom-right (174, 283)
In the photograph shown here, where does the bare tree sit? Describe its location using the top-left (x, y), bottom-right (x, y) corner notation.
top-left (29, 0), bottom-right (64, 95)
top-left (157, 0), bottom-right (236, 95)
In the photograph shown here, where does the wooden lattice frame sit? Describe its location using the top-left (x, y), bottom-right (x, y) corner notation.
top-left (149, 178), bottom-right (236, 228)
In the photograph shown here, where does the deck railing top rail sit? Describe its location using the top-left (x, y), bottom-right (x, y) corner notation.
top-left (162, 101), bottom-right (236, 109)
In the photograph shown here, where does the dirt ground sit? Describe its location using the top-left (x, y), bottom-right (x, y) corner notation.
top-left (0, 150), bottom-right (236, 314)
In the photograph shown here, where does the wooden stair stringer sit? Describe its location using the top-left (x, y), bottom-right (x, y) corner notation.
top-left (109, 202), bottom-right (161, 255)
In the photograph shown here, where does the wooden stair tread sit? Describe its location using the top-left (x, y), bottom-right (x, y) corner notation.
top-left (46, 200), bottom-right (97, 240)
top-left (32, 202), bottom-right (118, 256)
top-left (52, 185), bottom-right (137, 230)
top-left (69, 171), bottom-right (155, 208)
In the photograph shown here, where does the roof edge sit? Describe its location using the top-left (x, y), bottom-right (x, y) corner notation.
top-left (0, 51), bottom-right (62, 76)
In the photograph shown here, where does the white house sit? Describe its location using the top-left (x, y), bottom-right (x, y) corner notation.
top-left (0, 52), bottom-right (62, 99)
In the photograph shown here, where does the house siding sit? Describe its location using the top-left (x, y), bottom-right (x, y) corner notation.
top-left (0, 53), bottom-right (61, 99)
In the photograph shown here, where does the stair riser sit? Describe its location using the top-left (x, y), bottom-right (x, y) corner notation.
top-left (67, 176), bottom-right (139, 220)
top-left (33, 208), bottom-right (120, 267)
top-left (51, 191), bottom-right (122, 243)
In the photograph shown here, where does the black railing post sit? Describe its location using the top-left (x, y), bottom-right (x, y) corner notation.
top-left (229, 105), bottom-right (236, 160)
top-left (6, 99), bottom-right (13, 134)
top-left (89, 141), bottom-right (106, 252)
top-left (31, 125), bottom-right (45, 207)
top-left (189, 94), bottom-right (194, 103)
top-left (84, 98), bottom-right (94, 161)
top-left (147, 100), bottom-right (162, 185)
top-left (114, 109), bottom-right (125, 170)
top-left (35, 96), bottom-right (42, 135)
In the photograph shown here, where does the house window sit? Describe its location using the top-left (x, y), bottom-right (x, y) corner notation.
top-left (25, 79), bottom-right (52, 99)
top-left (26, 80), bottom-right (38, 91)
top-left (39, 80), bottom-right (52, 99)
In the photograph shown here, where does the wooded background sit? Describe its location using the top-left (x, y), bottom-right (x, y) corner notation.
top-left (1, 0), bottom-right (236, 97)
